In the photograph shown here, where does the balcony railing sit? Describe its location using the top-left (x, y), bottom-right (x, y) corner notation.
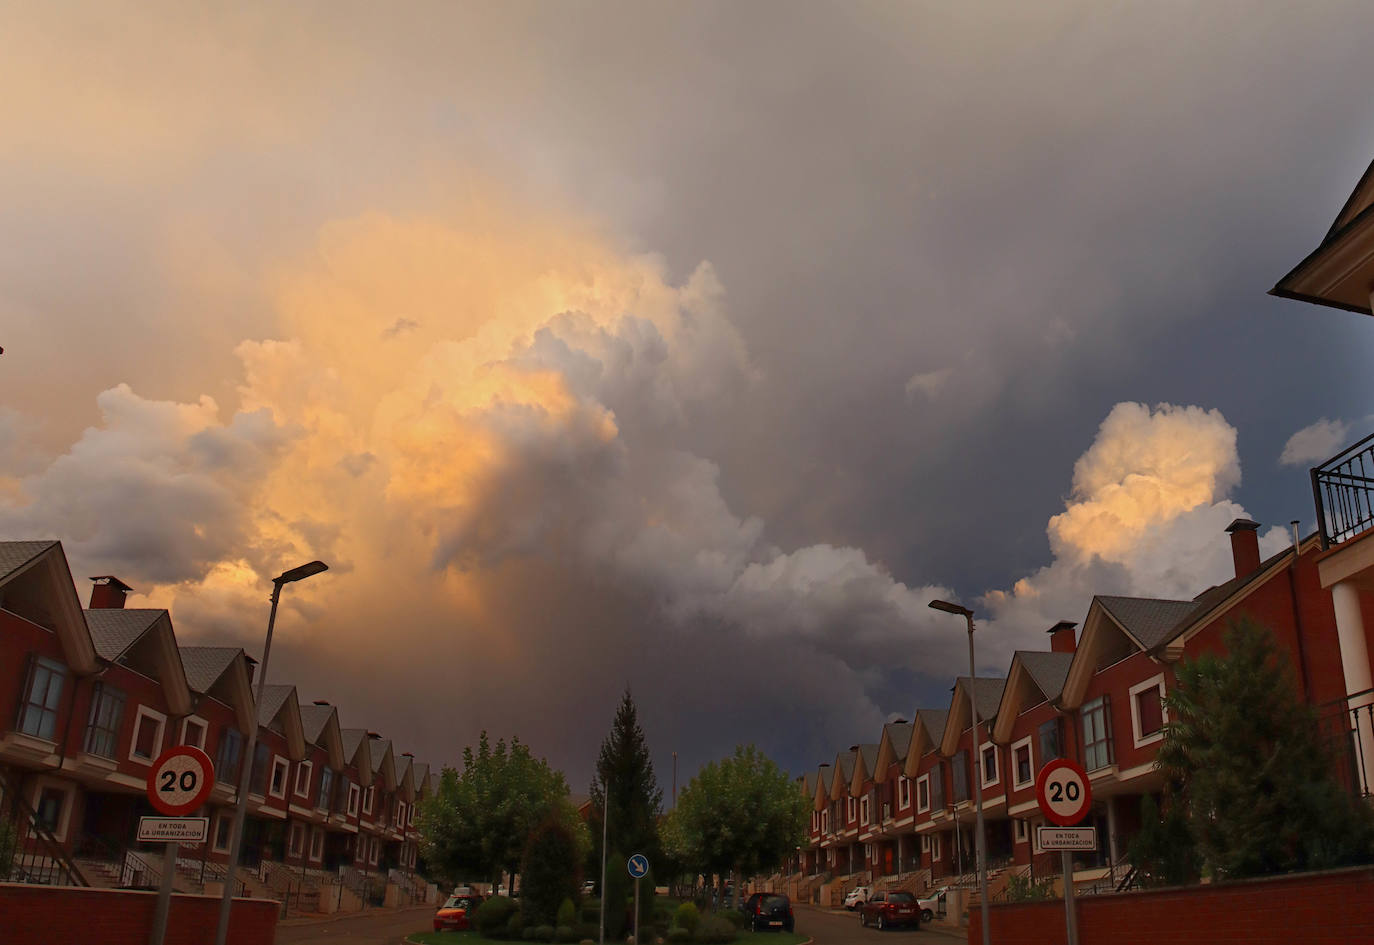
top-left (1316, 687), bottom-right (1374, 798)
top-left (1312, 431), bottom-right (1374, 548)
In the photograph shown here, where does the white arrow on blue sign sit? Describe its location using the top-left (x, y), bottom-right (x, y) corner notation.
top-left (627, 853), bottom-right (649, 878)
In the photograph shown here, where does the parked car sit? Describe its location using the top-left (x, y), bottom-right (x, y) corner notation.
top-left (859, 890), bottom-right (921, 930)
top-left (434, 894), bottom-right (483, 932)
top-left (745, 893), bottom-right (795, 932)
top-left (915, 887), bottom-right (946, 923)
top-left (843, 885), bottom-right (871, 910)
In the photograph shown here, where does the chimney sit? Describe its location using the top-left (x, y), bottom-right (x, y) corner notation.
top-left (1047, 620), bottom-right (1078, 654)
top-left (1226, 519), bottom-right (1262, 578)
top-left (88, 576), bottom-right (133, 609)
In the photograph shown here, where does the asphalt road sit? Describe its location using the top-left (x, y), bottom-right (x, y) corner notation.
top-left (793, 905), bottom-right (966, 945)
top-left (274, 904), bottom-right (438, 945)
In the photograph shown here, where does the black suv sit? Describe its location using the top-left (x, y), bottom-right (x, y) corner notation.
top-left (744, 893), bottom-right (794, 932)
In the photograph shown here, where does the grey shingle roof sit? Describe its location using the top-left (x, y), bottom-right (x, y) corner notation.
top-left (882, 722), bottom-right (912, 763)
top-left (341, 728), bottom-right (366, 761)
top-left (298, 704), bottom-right (335, 744)
top-left (1017, 651), bottom-right (1074, 702)
top-left (857, 743), bottom-right (879, 778)
top-left (1096, 596), bottom-right (1198, 649)
top-left (915, 709), bottom-right (948, 744)
top-left (84, 609), bottom-right (163, 661)
top-left (956, 677), bottom-right (1006, 723)
top-left (0, 541), bottom-right (58, 582)
top-left (179, 646), bottom-right (242, 693)
top-left (370, 738), bottom-right (393, 768)
top-left (802, 773), bottom-right (815, 796)
top-left (257, 683), bottom-right (294, 727)
top-left (834, 749), bottom-right (857, 784)
top-left (414, 763), bottom-right (430, 793)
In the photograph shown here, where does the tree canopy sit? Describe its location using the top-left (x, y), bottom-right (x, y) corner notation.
top-left (416, 731), bottom-right (570, 887)
top-left (589, 690), bottom-right (663, 876)
top-left (663, 744), bottom-right (807, 899)
top-left (1140, 618), bottom-right (1374, 881)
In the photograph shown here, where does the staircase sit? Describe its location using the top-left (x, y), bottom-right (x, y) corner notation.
top-left (0, 767), bottom-right (88, 887)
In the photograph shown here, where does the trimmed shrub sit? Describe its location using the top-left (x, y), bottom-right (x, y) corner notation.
top-left (602, 850), bottom-right (631, 940)
top-left (556, 926), bottom-right (578, 943)
top-left (477, 896), bottom-right (521, 938)
top-left (535, 925), bottom-right (556, 942)
top-left (557, 898), bottom-right (578, 929)
top-left (522, 816), bottom-right (582, 927)
top-left (667, 928), bottom-right (691, 945)
top-left (523, 928), bottom-right (539, 941)
top-left (717, 910), bottom-right (748, 930)
top-left (693, 916), bottom-right (736, 944)
top-left (507, 912), bottom-right (526, 939)
top-left (673, 902), bottom-right (700, 934)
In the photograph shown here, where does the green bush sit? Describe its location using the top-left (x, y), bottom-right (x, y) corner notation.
top-left (581, 900), bottom-right (601, 924)
top-left (523, 928), bottom-right (539, 941)
top-left (507, 912), bottom-right (527, 939)
top-left (556, 926), bottom-right (578, 943)
top-left (522, 816), bottom-right (582, 927)
top-left (667, 928), bottom-right (691, 944)
top-left (557, 898), bottom-right (578, 929)
top-left (602, 850), bottom-right (631, 940)
top-left (476, 896), bottom-right (521, 938)
top-left (717, 910), bottom-right (748, 930)
top-left (535, 925), bottom-right (556, 942)
top-left (693, 916), bottom-right (736, 944)
top-left (673, 902), bottom-right (700, 934)
top-left (1004, 872), bottom-right (1055, 902)
top-left (574, 922), bottom-right (598, 941)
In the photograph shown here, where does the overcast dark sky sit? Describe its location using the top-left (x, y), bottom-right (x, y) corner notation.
top-left (2, 1), bottom-right (1373, 792)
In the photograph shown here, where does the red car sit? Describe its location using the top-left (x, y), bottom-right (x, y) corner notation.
top-left (434, 894), bottom-right (482, 932)
top-left (859, 890), bottom-right (921, 930)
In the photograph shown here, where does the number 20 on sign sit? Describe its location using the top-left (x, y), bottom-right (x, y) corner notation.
top-left (1034, 758), bottom-right (1092, 826)
top-left (146, 745), bottom-right (216, 817)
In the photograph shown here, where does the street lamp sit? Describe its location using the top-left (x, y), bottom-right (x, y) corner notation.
top-left (929, 599), bottom-right (990, 945)
top-left (214, 561), bottom-right (328, 945)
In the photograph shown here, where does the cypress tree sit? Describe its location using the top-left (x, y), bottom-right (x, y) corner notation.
top-left (589, 690), bottom-right (663, 886)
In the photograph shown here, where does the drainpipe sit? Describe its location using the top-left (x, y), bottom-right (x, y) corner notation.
top-left (1285, 521), bottom-right (1314, 701)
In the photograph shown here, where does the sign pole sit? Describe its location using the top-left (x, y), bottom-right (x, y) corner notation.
top-left (633, 876), bottom-right (640, 945)
top-left (1062, 850), bottom-right (1078, 945)
top-left (149, 840), bottom-right (179, 945)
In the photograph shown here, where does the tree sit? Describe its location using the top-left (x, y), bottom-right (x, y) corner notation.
top-left (663, 745), bottom-right (808, 908)
top-left (521, 811), bottom-right (582, 927)
top-left (1146, 618), bottom-right (1374, 880)
top-left (588, 690), bottom-right (663, 885)
top-left (416, 731), bottom-right (570, 889)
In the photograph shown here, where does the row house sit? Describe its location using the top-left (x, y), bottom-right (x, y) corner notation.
top-left (0, 539), bottom-right (440, 906)
top-left (792, 515), bottom-right (1373, 896)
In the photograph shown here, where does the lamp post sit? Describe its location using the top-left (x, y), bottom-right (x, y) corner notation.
top-left (929, 599), bottom-right (990, 945)
top-left (214, 561), bottom-right (328, 945)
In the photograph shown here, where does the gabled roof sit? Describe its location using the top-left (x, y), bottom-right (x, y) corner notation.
top-left (992, 650), bottom-right (1074, 743)
top-left (85, 608), bottom-right (191, 715)
top-left (257, 683), bottom-right (306, 761)
top-left (341, 728), bottom-right (371, 777)
top-left (298, 702), bottom-right (346, 770)
top-left (1270, 155), bottom-right (1374, 316)
top-left (0, 541), bottom-right (97, 674)
top-left (0, 540), bottom-right (59, 581)
top-left (369, 736), bottom-right (397, 790)
top-left (85, 609), bottom-right (163, 661)
top-left (830, 749), bottom-right (857, 800)
top-left (902, 709), bottom-right (949, 778)
top-left (872, 722), bottom-right (912, 781)
top-left (940, 677), bottom-right (1005, 756)
top-left (812, 765), bottom-right (831, 811)
top-left (1096, 596), bottom-right (1198, 650)
top-left (180, 646), bottom-right (241, 692)
top-left (180, 645), bottom-right (255, 732)
top-left (847, 743), bottom-right (881, 796)
top-left (298, 704), bottom-right (334, 744)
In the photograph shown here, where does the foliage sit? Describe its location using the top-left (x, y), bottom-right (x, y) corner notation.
top-left (716, 910), bottom-right (748, 930)
top-left (534, 926), bottom-right (556, 942)
top-left (0, 820), bottom-right (15, 881)
top-left (663, 746), bottom-right (808, 899)
top-left (673, 901), bottom-right (701, 933)
top-left (475, 895), bottom-right (522, 938)
top-left (557, 898), bottom-right (578, 929)
top-left (589, 690), bottom-right (664, 886)
top-left (693, 916), bottom-right (737, 944)
top-left (634, 864), bottom-right (657, 930)
top-left (507, 913), bottom-right (526, 939)
top-left (1153, 618), bottom-right (1374, 880)
top-left (556, 926), bottom-right (577, 943)
top-left (417, 731), bottom-right (570, 887)
top-left (522, 813), bottom-right (582, 926)
top-left (1126, 792), bottom-right (1201, 887)
top-left (1003, 871), bottom-right (1055, 902)
top-left (602, 848), bottom-right (631, 940)
top-left (667, 928), bottom-right (692, 944)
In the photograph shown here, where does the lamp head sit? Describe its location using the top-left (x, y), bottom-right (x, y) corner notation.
top-left (928, 599), bottom-right (973, 618)
top-left (275, 560), bottom-right (329, 585)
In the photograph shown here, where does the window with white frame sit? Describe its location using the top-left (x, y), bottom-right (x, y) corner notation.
top-left (269, 757), bottom-right (290, 798)
top-left (979, 742), bottom-right (999, 788)
top-left (1011, 736), bottom-right (1034, 790)
top-left (397, 801), bottom-right (407, 828)
top-left (129, 706), bottom-right (166, 764)
top-left (916, 774), bottom-right (930, 813)
top-left (288, 822), bottom-right (305, 857)
top-left (347, 783), bottom-right (361, 817)
top-left (318, 767), bottom-right (334, 811)
top-left (846, 796), bottom-right (855, 822)
top-left (369, 837), bottom-right (379, 865)
top-left (213, 812), bottom-right (232, 853)
top-left (898, 776), bottom-right (911, 809)
top-left (31, 780), bottom-right (74, 841)
top-left (1014, 819), bottom-right (1027, 843)
top-left (1081, 696), bottom-right (1114, 771)
top-left (310, 827), bottom-right (324, 861)
top-left (860, 796), bottom-right (870, 825)
top-left (18, 656), bottom-right (67, 741)
top-left (1130, 674), bottom-right (1167, 747)
top-left (294, 760), bottom-right (313, 798)
top-left (83, 682), bottom-right (126, 759)
top-left (216, 728), bottom-right (244, 784)
top-left (180, 716), bottom-right (207, 750)
top-left (1030, 817), bottom-right (1045, 853)
top-left (363, 785), bottom-right (375, 814)
top-left (930, 833), bottom-right (941, 860)
top-left (821, 809), bottom-right (829, 833)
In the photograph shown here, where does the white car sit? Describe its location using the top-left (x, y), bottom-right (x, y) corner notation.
top-left (843, 886), bottom-right (870, 910)
top-left (915, 887), bottom-right (947, 922)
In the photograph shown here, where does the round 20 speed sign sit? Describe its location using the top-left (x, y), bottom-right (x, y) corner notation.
top-left (1034, 758), bottom-right (1092, 827)
top-left (146, 745), bottom-right (216, 816)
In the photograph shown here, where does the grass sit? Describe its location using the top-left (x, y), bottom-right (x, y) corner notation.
top-left (406, 931), bottom-right (809, 945)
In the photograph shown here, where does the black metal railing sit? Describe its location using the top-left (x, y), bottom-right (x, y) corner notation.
top-left (1316, 687), bottom-right (1374, 798)
top-left (1313, 432), bottom-right (1374, 549)
top-left (0, 767), bottom-right (89, 887)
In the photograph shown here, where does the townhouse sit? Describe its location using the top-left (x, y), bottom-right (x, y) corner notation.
top-left (0, 539), bottom-right (441, 910)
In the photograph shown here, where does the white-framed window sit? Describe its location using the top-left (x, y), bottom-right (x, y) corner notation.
top-left (929, 833), bottom-right (941, 861)
top-left (821, 809), bottom-right (829, 833)
top-left (1031, 817), bottom-right (1045, 853)
top-left (269, 756), bottom-right (290, 799)
top-left (920, 834), bottom-right (930, 853)
top-left (348, 783), bottom-right (361, 817)
top-left (369, 836), bottom-right (379, 865)
top-left (916, 774), bottom-right (930, 813)
top-left (83, 682), bottom-right (126, 759)
top-left (1129, 674), bottom-right (1168, 748)
top-left (979, 742), bottom-right (1000, 788)
top-left (846, 797), bottom-right (856, 822)
top-left (898, 776), bottom-right (911, 810)
top-left (318, 768), bottom-right (335, 811)
top-left (29, 778), bottom-right (76, 841)
top-left (860, 796), bottom-right (870, 826)
top-left (18, 656), bottom-right (68, 741)
top-left (310, 827), bottom-right (324, 861)
top-left (128, 705), bottom-right (167, 765)
top-left (212, 811), bottom-right (233, 853)
top-left (180, 715), bottom-right (208, 750)
top-left (294, 760), bottom-right (314, 798)
top-left (1011, 735), bottom-right (1034, 790)
top-left (1014, 819), bottom-right (1027, 844)
top-left (397, 800), bottom-right (407, 828)
top-left (363, 785), bottom-right (375, 814)
top-left (1081, 696), bottom-right (1114, 771)
top-left (288, 822), bottom-right (305, 857)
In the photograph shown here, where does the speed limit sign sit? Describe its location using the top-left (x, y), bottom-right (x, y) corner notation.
top-left (1035, 758), bottom-right (1092, 826)
top-left (146, 745), bottom-right (215, 816)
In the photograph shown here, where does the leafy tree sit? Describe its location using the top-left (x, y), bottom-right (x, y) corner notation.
top-left (589, 690), bottom-right (663, 885)
top-left (1151, 618), bottom-right (1374, 879)
top-left (603, 847), bottom-right (632, 940)
top-left (1126, 792), bottom-right (1200, 887)
top-left (663, 745), bottom-right (807, 909)
top-left (522, 812), bottom-right (582, 927)
top-left (416, 731), bottom-right (569, 889)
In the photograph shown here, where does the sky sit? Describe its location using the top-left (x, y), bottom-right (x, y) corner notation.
top-left (2, 1), bottom-right (1373, 794)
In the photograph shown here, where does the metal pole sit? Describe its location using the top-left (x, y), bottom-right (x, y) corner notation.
top-left (966, 614), bottom-right (990, 945)
top-left (599, 779), bottom-right (609, 945)
top-left (214, 580), bottom-right (283, 945)
top-left (1062, 850), bottom-right (1079, 945)
top-left (633, 876), bottom-right (640, 945)
top-left (149, 840), bottom-right (179, 945)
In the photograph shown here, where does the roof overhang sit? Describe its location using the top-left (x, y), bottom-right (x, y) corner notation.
top-left (149, 613), bottom-right (192, 716)
top-left (321, 710), bottom-right (346, 771)
top-left (991, 658), bottom-right (1041, 743)
top-left (3, 543), bottom-right (99, 674)
top-left (873, 730), bottom-right (902, 782)
top-left (828, 756), bottom-right (853, 800)
top-left (1271, 157), bottom-right (1374, 316)
top-left (847, 752), bottom-right (871, 797)
top-left (901, 720), bottom-right (935, 779)
top-left (939, 682), bottom-right (982, 756)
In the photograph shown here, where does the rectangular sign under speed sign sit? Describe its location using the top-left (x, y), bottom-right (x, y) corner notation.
top-left (1036, 826), bottom-right (1097, 851)
top-left (138, 816), bottom-right (209, 843)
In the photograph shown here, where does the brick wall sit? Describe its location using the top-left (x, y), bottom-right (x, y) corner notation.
top-left (0, 883), bottom-right (278, 945)
top-left (968, 866), bottom-right (1374, 945)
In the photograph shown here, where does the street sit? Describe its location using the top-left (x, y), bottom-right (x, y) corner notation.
top-left (274, 905), bottom-right (437, 945)
top-left (793, 905), bottom-right (966, 945)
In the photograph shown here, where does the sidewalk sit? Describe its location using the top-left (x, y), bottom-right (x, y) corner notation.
top-left (277, 902), bottom-right (434, 927)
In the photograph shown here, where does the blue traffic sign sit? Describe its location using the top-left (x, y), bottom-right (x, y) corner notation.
top-left (627, 853), bottom-right (649, 878)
